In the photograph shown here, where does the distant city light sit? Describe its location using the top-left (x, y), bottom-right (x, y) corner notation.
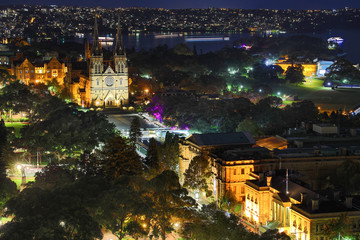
top-left (265, 59), bottom-right (276, 66)
top-left (227, 67), bottom-right (239, 75)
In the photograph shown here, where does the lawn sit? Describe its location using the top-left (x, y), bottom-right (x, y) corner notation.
top-left (4, 122), bottom-right (27, 138)
top-left (10, 177), bottom-right (35, 190)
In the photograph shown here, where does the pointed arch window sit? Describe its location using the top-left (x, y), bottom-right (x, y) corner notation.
top-left (118, 62), bottom-right (121, 73)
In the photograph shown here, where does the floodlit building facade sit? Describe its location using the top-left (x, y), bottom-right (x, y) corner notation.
top-left (87, 18), bottom-right (129, 107)
top-left (244, 172), bottom-right (360, 240)
top-left (13, 57), bottom-right (67, 86)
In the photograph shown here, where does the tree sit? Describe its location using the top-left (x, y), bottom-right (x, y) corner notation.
top-left (182, 203), bottom-right (258, 240)
top-left (20, 105), bottom-right (115, 159)
top-left (285, 64), bottom-right (305, 84)
top-left (323, 214), bottom-right (351, 240)
top-left (183, 154), bottom-right (213, 197)
top-left (96, 176), bottom-right (148, 240)
top-left (173, 43), bottom-right (193, 56)
top-left (147, 170), bottom-right (196, 240)
top-left (0, 120), bottom-right (8, 179)
top-left (0, 81), bottom-right (37, 120)
top-left (333, 160), bottom-right (360, 194)
top-left (260, 229), bottom-right (291, 240)
top-left (101, 136), bottom-right (143, 178)
top-left (0, 120), bottom-right (17, 214)
top-left (326, 58), bottom-right (360, 84)
top-left (220, 190), bottom-right (242, 215)
top-left (236, 119), bottom-right (264, 137)
top-left (32, 161), bottom-right (76, 190)
top-left (125, 221), bottom-right (148, 240)
top-left (0, 186), bottom-right (103, 240)
top-left (144, 138), bottom-right (160, 177)
top-left (129, 117), bottom-right (142, 146)
top-left (157, 132), bottom-right (179, 172)
top-left (0, 67), bottom-right (15, 86)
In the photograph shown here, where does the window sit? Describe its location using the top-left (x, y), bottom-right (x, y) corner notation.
top-left (241, 169), bottom-right (245, 174)
top-left (241, 187), bottom-right (245, 194)
top-left (97, 79), bottom-right (99, 86)
top-left (120, 79), bottom-right (123, 85)
top-left (234, 169), bottom-right (236, 175)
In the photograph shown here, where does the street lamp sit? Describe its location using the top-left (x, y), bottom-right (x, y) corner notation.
top-left (16, 164), bottom-right (26, 186)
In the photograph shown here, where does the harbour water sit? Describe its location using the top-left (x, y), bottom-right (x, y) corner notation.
top-left (121, 29), bottom-right (360, 63)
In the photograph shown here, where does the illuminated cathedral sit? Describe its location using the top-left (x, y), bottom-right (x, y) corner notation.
top-left (87, 18), bottom-right (129, 107)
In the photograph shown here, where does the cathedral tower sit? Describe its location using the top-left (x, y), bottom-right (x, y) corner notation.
top-left (89, 16), bottom-right (129, 107)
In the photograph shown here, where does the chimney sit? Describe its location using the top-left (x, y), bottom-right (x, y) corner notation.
top-left (300, 192), bottom-right (308, 204)
top-left (311, 199), bottom-right (319, 211)
top-left (259, 172), bottom-right (264, 181)
top-left (266, 176), bottom-right (272, 187)
top-left (345, 197), bottom-right (353, 209)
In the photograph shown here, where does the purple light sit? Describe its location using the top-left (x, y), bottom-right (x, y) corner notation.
top-left (179, 124), bottom-right (189, 130)
top-left (146, 97), bottom-right (164, 122)
top-left (171, 126), bottom-right (176, 130)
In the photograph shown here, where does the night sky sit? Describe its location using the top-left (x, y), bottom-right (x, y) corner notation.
top-left (0, 0), bottom-right (359, 9)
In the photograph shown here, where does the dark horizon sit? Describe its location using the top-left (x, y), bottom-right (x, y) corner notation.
top-left (0, 0), bottom-right (359, 10)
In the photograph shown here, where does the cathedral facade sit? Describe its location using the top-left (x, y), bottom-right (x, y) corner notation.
top-left (88, 18), bottom-right (129, 107)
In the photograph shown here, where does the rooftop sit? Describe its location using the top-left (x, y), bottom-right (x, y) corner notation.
top-left (187, 132), bottom-right (255, 147)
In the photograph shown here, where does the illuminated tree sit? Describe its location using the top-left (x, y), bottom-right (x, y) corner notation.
top-left (285, 64), bottom-right (305, 84)
top-left (182, 203), bottom-right (258, 240)
top-left (326, 58), bottom-right (360, 84)
top-left (147, 170), bottom-right (196, 240)
top-left (96, 176), bottom-right (148, 240)
top-left (157, 132), bottom-right (179, 172)
top-left (183, 154), bottom-right (213, 197)
top-left (323, 214), bottom-right (351, 240)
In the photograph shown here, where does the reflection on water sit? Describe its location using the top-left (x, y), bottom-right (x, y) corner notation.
top-left (121, 30), bottom-right (360, 63)
top-left (80, 29), bottom-right (360, 64)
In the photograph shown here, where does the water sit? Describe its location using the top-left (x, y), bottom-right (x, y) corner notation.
top-left (121, 29), bottom-right (360, 64)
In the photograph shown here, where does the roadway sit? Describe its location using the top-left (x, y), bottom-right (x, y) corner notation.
top-left (105, 113), bottom-right (171, 141)
top-left (106, 113), bottom-right (159, 131)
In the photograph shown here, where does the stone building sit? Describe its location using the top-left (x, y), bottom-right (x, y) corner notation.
top-left (245, 172), bottom-right (360, 240)
top-left (86, 17), bottom-right (128, 107)
top-left (13, 57), bottom-right (67, 86)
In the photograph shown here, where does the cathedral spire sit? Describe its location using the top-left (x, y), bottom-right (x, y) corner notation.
top-left (91, 17), bottom-right (102, 56)
top-left (114, 16), bottom-right (124, 55)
